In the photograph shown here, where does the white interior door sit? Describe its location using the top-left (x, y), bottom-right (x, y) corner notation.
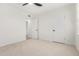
top-left (39, 17), bottom-right (54, 41)
top-left (39, 14), bottom-right (65, 43)
top-left (52, 15), bottom-right (65, 43)
top-left (31, 18), bottom-right (38, 40)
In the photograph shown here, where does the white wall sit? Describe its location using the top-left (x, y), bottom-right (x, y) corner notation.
top-left (76, 4), bottom-right (79, 51)
top-left (0, 4), bottom-right (26, 47)
top-left (31, 4), bottom-right (76, 45)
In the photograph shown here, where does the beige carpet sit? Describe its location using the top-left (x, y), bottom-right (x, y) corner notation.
top-left (0, 39), bottom-right (78, 56)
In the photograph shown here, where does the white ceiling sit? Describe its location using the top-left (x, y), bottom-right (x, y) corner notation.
top-left (11, 3), bottom-right (73, 18)
top-left (19, 3), bottom-right (70, 15)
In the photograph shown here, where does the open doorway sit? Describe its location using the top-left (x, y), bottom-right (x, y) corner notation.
top-left (26, 20), bottom-right (32, 40)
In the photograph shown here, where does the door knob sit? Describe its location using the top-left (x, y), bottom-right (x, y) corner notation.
top-left (52, 29), bottom-right (55, 32)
